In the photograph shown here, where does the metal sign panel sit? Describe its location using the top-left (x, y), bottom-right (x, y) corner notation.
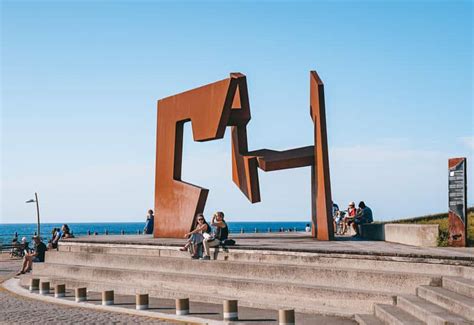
top-left (448, 157), bottom-right (467, 247)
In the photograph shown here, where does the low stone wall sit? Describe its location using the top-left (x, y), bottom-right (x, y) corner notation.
top-left (361, 223), bottom-right (439, 247)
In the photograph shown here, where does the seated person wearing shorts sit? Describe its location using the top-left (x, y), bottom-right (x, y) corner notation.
top-left (16, 236), bottom-right (47, 275)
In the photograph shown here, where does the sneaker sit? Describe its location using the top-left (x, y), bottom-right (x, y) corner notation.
top-left (191, 255), bottom-right (199, 259)
top-left (201, 256), bottom-right (211, 260)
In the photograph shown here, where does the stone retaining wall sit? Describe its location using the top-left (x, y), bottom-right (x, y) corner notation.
top-left (361, 223), bottom-right (439, 247)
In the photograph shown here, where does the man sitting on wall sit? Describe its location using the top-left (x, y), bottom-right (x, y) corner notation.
top-left (352, 201), bottom-right (373, 237)
top-left (16, 236), bottom-right (47, 275)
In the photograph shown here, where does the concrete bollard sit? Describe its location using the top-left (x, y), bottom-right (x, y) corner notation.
top-left (29, 278), bottom-right (40, 292)
top-left (54, 284), bottom-right (66, 298)
top-left (223, 300), bottom-right (238, 321)
top-left (279, 309), bottom-right (295, 325)
top-left (40, 281), bottom-right (50, 295)
top-left (75, 287), bottom-right (87, 302)
top-left (102, 290), bottom-right (114, 305)
top-left (175, 298), bottom-right (189, 315)
top-left (136, 293), bottom-right (149, 310)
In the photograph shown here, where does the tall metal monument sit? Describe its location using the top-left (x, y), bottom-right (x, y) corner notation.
top-left (154, 71), bottom-right (334, 240)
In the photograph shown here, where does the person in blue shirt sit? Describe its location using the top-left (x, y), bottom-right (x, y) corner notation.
top-left (352, 201), bottom-right (373, 237)
top-left (143, 209), bottom-right (154, 234)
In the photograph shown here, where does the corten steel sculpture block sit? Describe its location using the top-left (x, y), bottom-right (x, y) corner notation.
top-left (154, 71), bottom-right (334, 240)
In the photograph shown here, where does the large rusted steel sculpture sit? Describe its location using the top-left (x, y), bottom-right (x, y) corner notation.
top-left (154, 71), bottom-right (334, 240)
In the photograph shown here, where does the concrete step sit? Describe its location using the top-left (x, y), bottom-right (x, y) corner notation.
top-left (354, 314), bottom-right (384, 325)
top-left (442, 277), bottom-right (474, 298)
top-left (44, 250), bottom-right (441, 295)
top-left (30, 263), bottom-right (395, 315)
top-left (417, 285), bottom-right (474, 321)
top-left (397, 294), bottom-right (471, 324)
top-left (20, 274), bottom-right (364, 317)
top-left (374, 304), bottom-right (424, 325)
top-left (21, 276), bottom-right (353, 318)
top-left (58, 242), bottom-right (474, 280)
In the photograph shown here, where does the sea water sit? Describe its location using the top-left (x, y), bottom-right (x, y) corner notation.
top-left (0, 221), bottom-right (310, 244)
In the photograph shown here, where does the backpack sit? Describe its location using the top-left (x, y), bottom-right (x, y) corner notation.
top-left (222, 239), bottom-right (236, 246)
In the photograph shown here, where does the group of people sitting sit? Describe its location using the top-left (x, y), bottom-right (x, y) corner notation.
top-left (16, 235), bottom-right (47, 275)
top-left (48, 224), bottom-right (74, 249)
top-left (15, 224), bottom-right (74, 275)
top-left (180, 211), bottom-right (232, 260)
top-left (333, 201), bottom-right (373, 237)
top-left (10, 236), bottom-right (29, 258)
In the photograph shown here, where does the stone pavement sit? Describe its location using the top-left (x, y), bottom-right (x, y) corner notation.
top-left (67, 232), bottom-right (474, 260)
top-left (0, 254), bottom-right (174, 324)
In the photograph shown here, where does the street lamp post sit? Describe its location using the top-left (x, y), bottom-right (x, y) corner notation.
top-left (26, 192), bottom-right (41, 238)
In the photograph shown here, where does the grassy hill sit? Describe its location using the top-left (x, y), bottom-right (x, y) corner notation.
top-left (391, 207), bottom-right (474, 247)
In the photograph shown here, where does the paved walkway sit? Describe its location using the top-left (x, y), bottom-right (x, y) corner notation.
top-left (66, 232), bottom-right (474, 261)
top-left (0, 254), bottom-right (174, 324)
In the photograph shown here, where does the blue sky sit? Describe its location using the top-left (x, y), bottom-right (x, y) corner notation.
top-left (1, 1), bottom-right (472, 223)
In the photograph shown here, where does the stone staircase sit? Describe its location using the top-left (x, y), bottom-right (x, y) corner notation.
top-left (22, 242), bottom-right (474, 320)
top-left (355, 276), bottom-right (473, 324)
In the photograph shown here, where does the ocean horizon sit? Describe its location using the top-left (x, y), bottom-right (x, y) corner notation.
top-left (0, 221), bottom-right (311, 244)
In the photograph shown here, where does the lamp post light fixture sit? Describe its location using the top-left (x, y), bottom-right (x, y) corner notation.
top-left (26, 192), bottom-right (40, 238)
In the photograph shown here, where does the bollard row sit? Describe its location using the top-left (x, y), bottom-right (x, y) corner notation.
top-left (28, 283), bottom-right (296, 323)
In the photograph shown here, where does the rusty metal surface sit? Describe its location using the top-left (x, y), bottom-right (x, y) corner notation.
top-left (310, 71), bottom-right (334, 240)
top-left (154, 71), bottom-right (333, 240)
top-left (448, 157), bottom-right (467, 247)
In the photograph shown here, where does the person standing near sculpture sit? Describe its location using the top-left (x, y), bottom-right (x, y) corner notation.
top-left (202, 211), bottom-right (228, 260)
top-left (143, 209), bottom-right (154, 234)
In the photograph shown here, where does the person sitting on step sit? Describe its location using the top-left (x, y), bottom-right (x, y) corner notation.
top-left (201, 211), bottom-right (228, 260)
top-left (352, 201), bottom-right (373, 237)
top-left (342, 201), bottom-right (357, 235)
top-left (16, 235), bottom-right (47, 275)
top-left (180, 213), bottom-right (210, 259)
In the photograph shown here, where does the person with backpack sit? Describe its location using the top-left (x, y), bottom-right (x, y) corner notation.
top-left (201, 211), bottom-right (229, 260)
